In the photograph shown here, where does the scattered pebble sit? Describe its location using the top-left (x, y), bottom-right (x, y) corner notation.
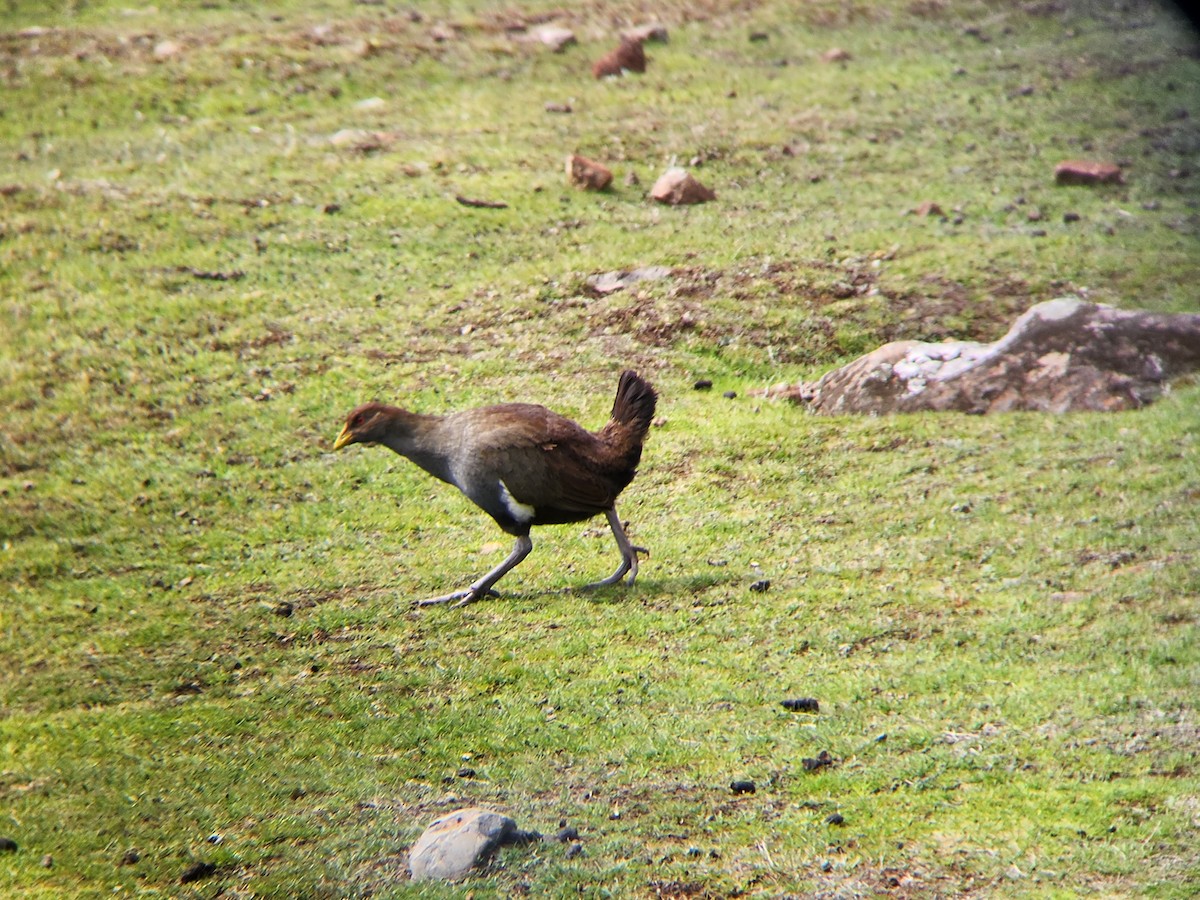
top-left (693, 379), bottom-right (713, 390)
top-left (730, 780), bottom-right (756, 795)
top-left (781, 697), bottom-right (819, 713)
top-left (180, 861), bottom-right (216, 884)
top-left (802, 750), bottom-right (834, 771)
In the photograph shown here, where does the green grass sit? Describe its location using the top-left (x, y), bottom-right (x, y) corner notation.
top-left (2, 0), bottom-right (1199, 896)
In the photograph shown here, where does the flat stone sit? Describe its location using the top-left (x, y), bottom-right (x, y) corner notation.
top-left (621, 23), bottom-right (669, 44)
top-left (409, 807), bottom-right (537, 882)
top-left (526, 25), bottom-right (576, 53)
top-left (585, 266), bottom-right (673, 294)
top-left (1055, 160), bottom-right (1123, 185)
top-left (761, 299), bottom-right (1200, 414)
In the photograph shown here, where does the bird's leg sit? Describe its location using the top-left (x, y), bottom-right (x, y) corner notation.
top-left (417, 534), bottom-right (533, 608)
top-left (582, 507), bottom-right (647, 589)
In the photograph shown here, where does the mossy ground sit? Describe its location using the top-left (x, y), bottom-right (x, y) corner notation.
top-left (2, 1), bottom-right (1198, 897)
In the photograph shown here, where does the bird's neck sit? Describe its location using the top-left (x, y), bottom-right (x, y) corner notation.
top-left (379, 410), bottom-right (456, 484)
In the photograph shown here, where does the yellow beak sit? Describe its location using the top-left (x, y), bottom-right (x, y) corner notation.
top-left (333, 425), bottom-right (353, 451)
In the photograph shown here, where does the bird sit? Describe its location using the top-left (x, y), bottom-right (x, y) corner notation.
top-left (333, 370), bottom-right (657, 608)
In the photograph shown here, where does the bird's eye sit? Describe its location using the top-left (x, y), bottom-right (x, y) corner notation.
top-left (351, 413), bottom-right (364, 428)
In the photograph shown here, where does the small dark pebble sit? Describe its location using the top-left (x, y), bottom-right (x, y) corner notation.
top-left (749, 579), bottom-right (771, 593)
top-left (730, 780), bottom-right (756, 794)
top-left (0, 837), bottom-right (17, 852)
top-left (119, 849), bottom-right (140, 866)
top-left (1063, 211), bottom-right (1080, 223)
top-left (565, 842), bottom-right (584, 859)
top-left (781, 697), bottom-right (819, 713)
top-left (723, 390), bottom-right (737, 399)
top-left (749, 30), bottom-right (769, 42)
top-left (802, 750), bottom-right (834, 771)
top-left (273, 601), bottom-right (294, 617)
top-left (322, 203), bottom-right (341, 215)
top-left (693, 379), bottom-right (713, 390)
top-left (825, 813), bottom-right (845, 825)
top-left (553, 826), bottom-right (579, 843)
top-left (456, 767), bottom-right (477, 778)
top-left (180, 861), bottom-right (216, 884)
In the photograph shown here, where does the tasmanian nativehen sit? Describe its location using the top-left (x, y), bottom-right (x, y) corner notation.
top-left (333, 370), bottom-right (657, 607)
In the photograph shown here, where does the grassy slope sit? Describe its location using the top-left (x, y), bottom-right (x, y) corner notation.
top-left (2, 0), bottom-right (1198, 897)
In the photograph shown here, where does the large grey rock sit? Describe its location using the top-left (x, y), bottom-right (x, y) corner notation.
top-left (408, 807), bottom-right (538, 882)
top-left (769, 298), bottom-right (1200, 414)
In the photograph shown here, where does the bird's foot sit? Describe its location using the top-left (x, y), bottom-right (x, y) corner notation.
top-left (416, 587), bottom-right (501, 608)
top-left (582, 545), bottom-right (649, 590)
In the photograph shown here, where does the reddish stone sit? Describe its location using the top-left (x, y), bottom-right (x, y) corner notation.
top-left (566, 154), bottom-right (613, 191)
top-left (593, 38), bottom-right (646, 78)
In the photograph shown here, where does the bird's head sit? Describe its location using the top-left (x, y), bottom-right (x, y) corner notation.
top-left (333, 402), bottom-right (395, 450)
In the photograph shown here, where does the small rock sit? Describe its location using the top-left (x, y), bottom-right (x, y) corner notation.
top-left (118, 849), bottom-right (140, 865)
top-left (693, 379), bottom-right (713, 391)
top-left (749, 31), bottom-right (770, 42)
top-left (650, 168), bottom-right (716, 205)
top-left (354, 97), bottom-right (386, 112)
top-left (821, 47), bottom-right (851, 63)
top-left (825, 813), bottom-right (845, 825)
top-left (723, 390), bottom-right (737, 399)
top-left (566, 154), bottom-right (613, 191)
top-left (1063, 211), bottom-right (1081, 223)
top-left (0, 837), bottom-right (17, 852)
top-left (153, 39), bottom-right (182, 61)
top-left (730, 780), bottom-right (756, 794)
top-left (553, 826), bottom-right (579, 843)
top-left (1055, 160), bottom-right (1123, 185)
top-left (409, 807), bottom-right (539, 882)
top-left (180, 861), bottom-right (216, 884)
top-left (749, 579), bottom-right (771, 593)
top-left (41, 854), bottom-right (53, 868)
top-left (456, 767), bottom-right (477, 778)
top-left (593, 38), bottom-right (646, 78)
top-left (273, 601), bottom-right (294, 617)
top-left (781, 697), bottom-right (819, 713)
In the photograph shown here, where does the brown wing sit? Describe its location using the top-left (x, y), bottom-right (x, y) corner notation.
top-left (449, 405), bottom-right (620, 521)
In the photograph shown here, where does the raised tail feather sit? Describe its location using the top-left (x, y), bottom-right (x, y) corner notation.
top-left (609, 370), bottom-right (657, 437)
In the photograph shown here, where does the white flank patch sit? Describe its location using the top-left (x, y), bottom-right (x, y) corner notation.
top-left (499, 481), bottom-right (536, 523)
